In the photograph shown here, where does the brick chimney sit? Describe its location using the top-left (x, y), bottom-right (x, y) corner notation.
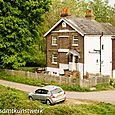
top-left (85, 9), bottom-right (95, 20)
top-left (61, 8), bottom-right (70, 17)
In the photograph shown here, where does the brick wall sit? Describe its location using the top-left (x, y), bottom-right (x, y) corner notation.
top-left (46, 21), bottom-right (84, 68)
top-left (112, 39), bottom-right (115, 70)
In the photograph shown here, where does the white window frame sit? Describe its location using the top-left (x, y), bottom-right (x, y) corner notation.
top-left (72, 36), bottom-right (78, 46)
top-left (52, 54), bottom-right (57, 64)
top-left (52, 36), bottom-right (57, 46)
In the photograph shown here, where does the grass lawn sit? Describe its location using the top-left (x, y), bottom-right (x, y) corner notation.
top-left (0, 85), bottom-right (115, 115)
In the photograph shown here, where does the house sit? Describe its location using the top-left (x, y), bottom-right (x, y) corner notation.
top-left (44, 9), bottom-right (115, 79)
top-left (112, 36), bottom-right (115, 78)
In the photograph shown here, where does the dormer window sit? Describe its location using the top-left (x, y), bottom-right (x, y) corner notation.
top-left (72, 36), bottom-right (78, 46)
top-left (52, 53), bottom-right (57, 64)
top-left (52, 36), bottom-right (57, 45)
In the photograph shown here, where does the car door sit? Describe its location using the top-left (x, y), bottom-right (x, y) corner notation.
top-left (40, 89), bottom-right (49, 101)
top-left (33, 89), bottom-right (42, 100)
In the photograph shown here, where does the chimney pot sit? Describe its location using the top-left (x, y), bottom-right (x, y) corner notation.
top-left (85, 9), bottom-right (95, 20)
top-left (61, 8), bottom-right (70, 17)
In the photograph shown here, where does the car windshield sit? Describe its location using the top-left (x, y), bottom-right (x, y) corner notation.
top-left (51, 88), bottom-right (62, 94)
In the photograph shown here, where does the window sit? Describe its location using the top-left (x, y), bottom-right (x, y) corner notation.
top-left (41, 89), bottom-right (48, 94)
top-left (52, 54), bottom-right (57, 64)
top-left (51, 88), bottom-right (62, 94)
top-left (35, 89), bottom-right (42, 94)
top-left (72, 36), bottom-right (78, 46)
top-left (52, 36), bottom-right (57, 45)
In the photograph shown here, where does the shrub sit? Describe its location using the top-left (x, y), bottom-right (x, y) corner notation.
top-left (41, 103), bottom-right (115, 115)
top-left (110, 79), bottom-right (115, 88)
top-left (96, 83), bottom-right (112, 91)
top-left (0, 85), bottom-right (44, 115)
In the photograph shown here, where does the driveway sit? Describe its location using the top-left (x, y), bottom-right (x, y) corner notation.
top-left (0, 80), bottom-right (115, 104)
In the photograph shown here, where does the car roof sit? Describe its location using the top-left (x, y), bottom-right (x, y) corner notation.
top-left (42, 85), bottom-right (61, 91)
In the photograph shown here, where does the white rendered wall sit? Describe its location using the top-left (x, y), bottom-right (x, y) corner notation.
top-left (46, 67), bottom-right (60, 76)
top-left (112, 70), bottom-right (115, 78)
top-left (84, 35), bottom-right (112, 76)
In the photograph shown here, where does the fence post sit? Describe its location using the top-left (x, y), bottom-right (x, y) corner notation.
top-left (35, 72), bottom-right (38, 79)
top-left (59, 76), bottom-right (62, 83)
top-left (80, 79), bottom-right (83, 87)
top-left (69, 77), bottom-right (71, 84)
top-left (11, 69), bottom-right (14, 76)
top-left (27, 71), bottom-right (29, 77)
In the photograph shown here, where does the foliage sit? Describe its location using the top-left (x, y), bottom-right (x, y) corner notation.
top-left (96, 83), bottom-right (113, 91)
top-left (42, 102), bottom-right (115, 115)
top-left (17, 67), bottom-right (41, 73)
top-left (54, 83), bottom-right (90, 92)
top-left (0, 85), bottom-right (115, 115)
top-left (1, 71), bottom-right (115, 92)
top-left (110, 79), bottom-right (115, 88)
top-left (0, 71), bottom-right (90, 92)
top-left (0, 0), bottom-right (51, 69)
top-left (0, 85), bottom-right (44, 115)
top-left (0, 71), bottom-right (44, 86)
top-left (92, 0), bottom-right (115, 25)
top-left (44, 0), bottom-right (115, 33)
top-left (44, 0), bottom-right (87, 31)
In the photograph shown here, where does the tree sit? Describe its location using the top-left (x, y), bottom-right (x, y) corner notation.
top-left (92, 0), bottom-right (115, 24)
top-left (44, 0), bottom-right (87, 32)
top-left (0, 0), bottom-right (51, 69)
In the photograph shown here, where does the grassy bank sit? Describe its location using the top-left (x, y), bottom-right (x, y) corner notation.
top-left (0, 85), bottom-right (44, 115)
top-left (0, 85), bottom-right (115, 115)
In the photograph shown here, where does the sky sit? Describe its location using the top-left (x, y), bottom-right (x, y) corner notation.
top-left (108, 0), bottom-right (115, 6)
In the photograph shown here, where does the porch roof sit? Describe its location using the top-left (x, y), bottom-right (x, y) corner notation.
top-left (66, 50), bottom-right (80, 58)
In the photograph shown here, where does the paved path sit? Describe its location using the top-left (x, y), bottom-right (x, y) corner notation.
top-left (0, 80), bottom-right (115, 104)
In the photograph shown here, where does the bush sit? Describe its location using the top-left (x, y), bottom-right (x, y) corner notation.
top-left (0, 85), bottom-right (115, 115)
top-left (55, 84), bottom-right (90, 92)
top-left (0, 71), bottom-right (44, 87)
top-left (0, 85), bottom-right (44, 115)
top-left (41, 103), bottom-right (115, 115)
top-left (0, 71), bottom-right (90, 92)
top-left (96, 83), bottom-right (113, 91)
top-left (110, 79), bottom-right (115, 88)
top-left (1, 71), bottom-right (114, 92)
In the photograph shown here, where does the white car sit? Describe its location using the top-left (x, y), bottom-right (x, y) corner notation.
top-left (28, 85), bottom-right (66, 105)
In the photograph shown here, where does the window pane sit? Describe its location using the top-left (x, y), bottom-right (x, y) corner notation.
top-left (35, 89), bottom-right (41, 94)
top-left (51, 88), bottom-right (62, 94)
top-left (52, 54), bottom-right (57, 63)
top-left (41, 89), bottom-right (48, 94)
top-left (52, 36), bottom-right (57, 45)
top-left (73, 36), bottom-right (78, 44)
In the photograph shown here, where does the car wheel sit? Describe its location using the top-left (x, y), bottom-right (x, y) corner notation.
top-left (46, 99), bottom-right (51, 105)
top-left (29, 96), bottom-right (33, 101)
top-left (62, 99), bottom-right (66, 102)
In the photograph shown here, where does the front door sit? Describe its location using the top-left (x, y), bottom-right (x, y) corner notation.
top-left (33, 89), bottom-right (42, 100)
top-left (58, 37), bottom-right (69, 49)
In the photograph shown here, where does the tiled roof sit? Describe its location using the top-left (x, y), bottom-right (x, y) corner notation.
top-left (44, 16), bottom-right (115, 37)
top-left (65, 16), bottom-right (115, 35)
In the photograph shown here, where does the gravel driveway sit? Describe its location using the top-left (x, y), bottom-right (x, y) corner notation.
top-left (0, 80), bottom-right (115, 104)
